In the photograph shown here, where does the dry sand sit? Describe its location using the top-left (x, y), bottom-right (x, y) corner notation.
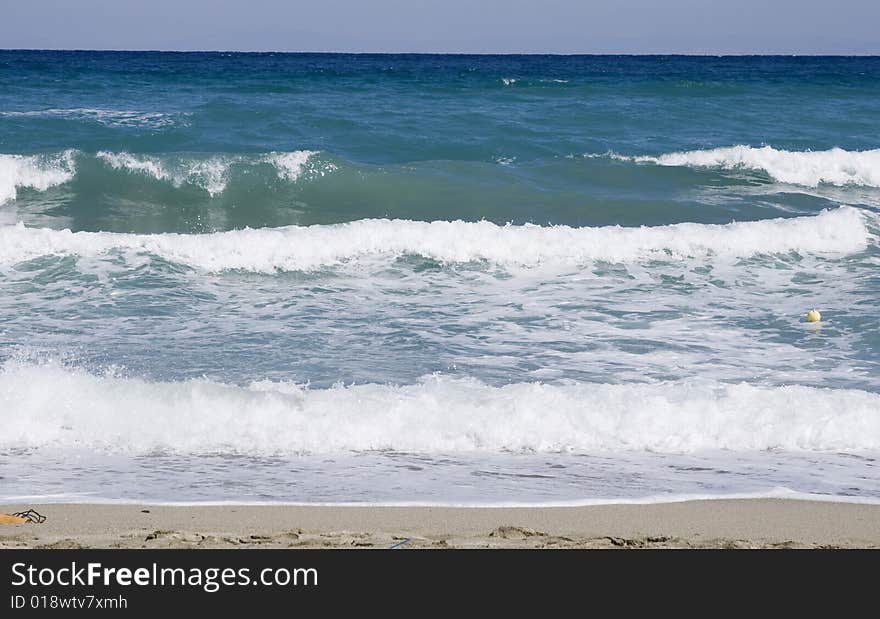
top-left (2, 499), bottom-right (879, 549)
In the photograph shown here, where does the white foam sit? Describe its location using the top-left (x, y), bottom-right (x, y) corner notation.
top-left (265, 150), bottom-right (316, 181)
top-left (8, 488), bottom-right (878, 508)
top-left (96, 151), bottom-right (228, 196)
top-left (0, 151), bottom-right (76, 204)
top-left (0, 207), bottom-right (869, 272)
top-left (2, 362), bottom-right (879, 455)
top-left (184, 158), bottom-right (228, 196)
top-left (628, 145), bottom-right (880, 187)
top-left (97, 151), bottom-right (168, 180)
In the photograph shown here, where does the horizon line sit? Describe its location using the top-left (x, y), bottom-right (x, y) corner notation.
top-left (2, 48), bottom-right (880, 57)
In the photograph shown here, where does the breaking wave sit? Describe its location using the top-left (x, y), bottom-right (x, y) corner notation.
top-left (0, 149), bottom-right (323, 200)
top-left (264, 150), bottom-right (321, 181)
top-left (0, 150), bottom-right (76, 204)
top-left (0, 207), bottom-right (869, 272)
top-left (2, 361), bottom-right (878, 455)
top-left (96, 151), bottom-right (231, 196)
top-left (625, 145), bottom-right (880, 187)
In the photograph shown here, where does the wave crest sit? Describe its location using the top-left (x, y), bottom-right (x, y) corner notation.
top-left (0, 151), bottom-right (76, 204)
top-left (2, 362), bottom-right (878, 454)
top-left (627, 145), bottom-right (880, 187)
top-left (265, 150), bottom-right (318, 181)
top-left (96, 151), bottom-right (229, 196)
top-left (0, 207), bottom-right (868, 272)
top-left (0, 150), bottom-right (328, 202)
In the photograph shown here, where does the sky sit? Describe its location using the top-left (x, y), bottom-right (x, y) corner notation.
top-left (1, 0), bottom-right (878, 54)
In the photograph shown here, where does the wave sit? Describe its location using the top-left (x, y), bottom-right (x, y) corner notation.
top-left (96, 151), bottom-right (230, 196)
top-left (7, 146), bottom-right (878, 210)
top-left (501, 77), bottom-right (569, 87)
top-left (2, 361), bottom-right (878, 455)
top-left (0, 207), bottom-right (868, 272)
top-left (264, 150), bottom-right (320, 181)
top-left (0, 108), bottom-right (183, 129)
top-left (623, 146), bottom-right (880, 188)
top-left (1, 150), bottom-right (323, 199)
top-left (0, 150), bottom-right (76, 204)
top-left (98, 149), bottom-right (320, 191)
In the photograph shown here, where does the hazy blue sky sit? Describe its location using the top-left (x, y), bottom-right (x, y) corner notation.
top-left (2, 0), bottom-right (878, 54)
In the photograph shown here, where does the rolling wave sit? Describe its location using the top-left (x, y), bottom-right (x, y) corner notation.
top-left (0, 207), bottom-right (869, 272)
top-left (96, 150), bottom-right (321, 195)
top-left (96, 151), bottom-right (231, 196)
top-left (264, 150), bottom-right (322, 180)
top-left (5, 147), bottom-right (879, 211)
top-left (0, 149), bottom-right (323, 201)
top-left (0, 150), bottom-right (77, 204)
top-left (3, 361), bottom-right (878, 454)
top-left (624, 145), bottom-right (880, 187)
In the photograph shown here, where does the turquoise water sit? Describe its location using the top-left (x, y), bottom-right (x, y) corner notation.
top-left (1, 52), bottom-right (879, 504)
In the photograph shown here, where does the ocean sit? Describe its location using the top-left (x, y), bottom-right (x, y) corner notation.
top-left (1, 51), bottom-right (878, 505)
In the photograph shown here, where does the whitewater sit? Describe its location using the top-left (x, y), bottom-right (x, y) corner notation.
top-left (0, 206), bottom-right (870, 272)
top-left (3, 361), bottom-right (879, 454)
top-left (630, 146), bottom-right (880, 188)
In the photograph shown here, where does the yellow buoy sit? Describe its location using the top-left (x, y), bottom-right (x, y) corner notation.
top-left (806, 309), bottom-right (821, 323)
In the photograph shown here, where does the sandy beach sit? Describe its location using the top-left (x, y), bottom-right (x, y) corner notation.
top-left (2, 499), bottom-right (879, 549)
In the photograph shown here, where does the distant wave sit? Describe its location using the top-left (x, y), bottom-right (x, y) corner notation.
top-left (0, 108), bottom-right (183, 129)
top-left (618, 146), bottom-right (880, 188)
top-left (501, 77), bottom-right (570, 86)
top-left (0, 207), bottom-right (868, 272)
top-left (3, 361), bottom-right (878, 454)
top-left (0, 150), bottom-right (76, 204)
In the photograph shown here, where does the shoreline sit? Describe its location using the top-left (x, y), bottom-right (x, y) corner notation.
top-left (3, 499), bottom-right (880, 549)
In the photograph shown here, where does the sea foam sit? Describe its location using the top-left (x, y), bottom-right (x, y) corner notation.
top-left (629, 145), bottom-right (880, 187)
top-left (96, 151), bottom-right (229, 196)
top-left (0, 151), bottom-right (76, 204)
top-left (2, 362), bottom-right (878, 454)
top-left (265, 150), bottom-right (317, 181)
top-left (0, 207), bottom-right (869, 272)
top-left (95, 150), bottom-right (324, 193)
